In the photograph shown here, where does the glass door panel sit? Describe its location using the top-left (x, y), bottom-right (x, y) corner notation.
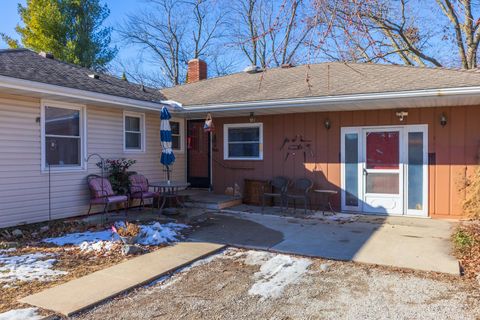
top-left (363, 129), bottom-right (403, 214)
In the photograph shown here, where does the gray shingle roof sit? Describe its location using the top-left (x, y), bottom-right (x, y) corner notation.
top-left (162, 62), bottom-right (480, 106)
top-left (0, 49), bottom-right (166, 103)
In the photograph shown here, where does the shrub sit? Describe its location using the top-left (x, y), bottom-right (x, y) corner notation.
top-left (97, 158), bottom-right (136, 195)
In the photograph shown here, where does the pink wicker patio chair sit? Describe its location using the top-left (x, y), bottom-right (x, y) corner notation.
top-left (87, 174), bottom-right (129, 215)
top-left (128, 174), bottom-right (158, 210)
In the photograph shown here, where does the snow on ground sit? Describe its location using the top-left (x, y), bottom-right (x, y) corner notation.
top-left (43, 222), bottom-right (189, 252)
top-left (0, 307), bottom-right (42, 320)
top-left (242, 250), bottom-right (312, 300)
top-left (0, 252), bottom-right (67, 283)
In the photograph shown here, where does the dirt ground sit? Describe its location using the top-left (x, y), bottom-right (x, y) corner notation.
top-left (75, 248), bottom-right (480, 320)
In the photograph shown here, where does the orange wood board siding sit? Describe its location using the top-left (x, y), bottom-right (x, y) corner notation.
top-left (211, 106), bottom-right (480, 218)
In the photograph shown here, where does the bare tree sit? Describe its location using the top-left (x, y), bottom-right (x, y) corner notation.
top-left (230, 0), bottom-right (314, 68)
top-left (314, 0), bottom-right (480, 69)
top-left (118, 0), bottom-right (224, 87)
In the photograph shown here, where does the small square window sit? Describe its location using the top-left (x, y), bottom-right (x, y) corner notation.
top-left (124, 113), bottom-right (145, 152)
top-left (224, 123), bottom-right (263, 160)
top-left (170, 120), bottom-right (182, 151)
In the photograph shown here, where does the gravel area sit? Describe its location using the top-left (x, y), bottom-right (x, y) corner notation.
top-left (75, 248), bottom-right (480, 320)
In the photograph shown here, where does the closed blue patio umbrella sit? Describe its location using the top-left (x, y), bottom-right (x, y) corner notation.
top-left (160, 106), bottom-right (175, 182)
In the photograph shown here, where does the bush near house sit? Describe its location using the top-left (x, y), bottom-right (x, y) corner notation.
top-left (453, 223), bottom-right (480, 278)
top-left (97, 158), bottom-right (136, 195)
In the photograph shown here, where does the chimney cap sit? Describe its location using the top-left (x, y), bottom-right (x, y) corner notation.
top-left (39, 51), bottom-right (54, 59)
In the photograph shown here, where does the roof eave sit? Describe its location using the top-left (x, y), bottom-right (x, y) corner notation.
top-left (176, 85), bottom-right (480, 114)
top-left (0, 74), bottom-right (168, 111)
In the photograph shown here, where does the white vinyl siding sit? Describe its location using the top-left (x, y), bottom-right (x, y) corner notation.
top-left (0, 94), bottom-right (186, 228)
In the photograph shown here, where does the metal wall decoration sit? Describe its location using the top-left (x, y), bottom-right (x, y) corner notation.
top-left (280, 134), bottom-right (314, 163)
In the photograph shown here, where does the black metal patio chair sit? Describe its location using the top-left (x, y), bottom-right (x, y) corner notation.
top-left (262, 176), bottom-right (289, 211)
top-left (285, 178), bottom-right (313, 215)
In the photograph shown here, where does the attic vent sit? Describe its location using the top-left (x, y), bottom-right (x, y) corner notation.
top-left (39, 51), bottom-right (54, 59)
top-left (243, 65), bottom-right (262, 74)
top-left (88, 74), bottom-right (100, 79)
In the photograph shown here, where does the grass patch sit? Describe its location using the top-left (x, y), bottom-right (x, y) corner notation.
top-left (452, 223), bottom-right (480, 278)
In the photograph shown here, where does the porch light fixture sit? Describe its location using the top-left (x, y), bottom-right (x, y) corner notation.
top-left (440, 113), bottom-right (447, 127)
top-left (396, 111), bottom-right (408, 122)
top-left (249, 112), bottom-right (255, 123)
top-left (324, 118), bottom-right (331, 130)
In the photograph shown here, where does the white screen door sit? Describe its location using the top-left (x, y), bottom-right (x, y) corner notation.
top-left (362, 129), bottom-right (403, 215)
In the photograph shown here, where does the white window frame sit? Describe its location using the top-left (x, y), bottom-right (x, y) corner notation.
top-left (169, 118), bottom-right (184, 153)
top-left (123, 111), bottom-right (146, 153)
top-left (41, 100), bottom-right (87, 173)
top-left (224, 123), bottom-right (263, 160)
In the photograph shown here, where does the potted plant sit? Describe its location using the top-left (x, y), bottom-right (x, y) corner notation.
top-left (112, 222), bottom-right (141, 244)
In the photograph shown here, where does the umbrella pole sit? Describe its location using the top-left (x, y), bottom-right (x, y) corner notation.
top-left (166, 165), bottom-right (171, 184)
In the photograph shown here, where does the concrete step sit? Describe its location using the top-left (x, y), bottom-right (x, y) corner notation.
top-left (185, 198), bottom-right (243, 210)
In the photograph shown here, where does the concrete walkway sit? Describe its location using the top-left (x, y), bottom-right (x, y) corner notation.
top-left (188, 211), bottom-right (460, 275)
top-left (20, 242), bottom-right (225, 316)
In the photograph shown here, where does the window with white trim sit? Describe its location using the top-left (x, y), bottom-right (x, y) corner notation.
top-left (224, 123), bottom-right (263, 160)
top-left (41, 102), bottom-right (85, 170)
top-left (170, 120), bottom-right (183, 151)
top-left (124, 112), bottom-right (145, 152)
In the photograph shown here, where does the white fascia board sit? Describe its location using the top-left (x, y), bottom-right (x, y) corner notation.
top-left (0, 74), bottom-right (170, 112)
top-left (176, 85), bottom-right (480, 113)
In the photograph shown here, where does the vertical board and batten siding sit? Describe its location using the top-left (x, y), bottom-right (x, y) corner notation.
top-left (212, 106), bottom-right (480, 218)
top-left (0, 93), bottom-right (185, 228)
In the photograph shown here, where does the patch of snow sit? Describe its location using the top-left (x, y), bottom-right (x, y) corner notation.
top-left (243, 250), bottom-right (311, 300)
top-left (43, 229), bottom-right (117, 246)
top-left (0, 308), bottom-right (42, 320)
top-left (0, 248), bottom-right (17, 253)
top-left (136, 222), bottom-right (188, 245)
top-left (42, 222), bottom-right (189, 252)
top-left (0, 252), bottom-right (67, 283)
top-left (79, 240), bottom-right (115, 253)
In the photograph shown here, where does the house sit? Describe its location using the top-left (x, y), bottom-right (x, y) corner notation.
top-left (1, 48), bottom-right (479, 228)
top-left (0, 49), bottom-right (186, 228)
top-left (164, 60), bottom-right (480, 220)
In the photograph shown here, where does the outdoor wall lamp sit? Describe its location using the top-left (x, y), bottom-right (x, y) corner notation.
top-left (396, 111), bottom-right (408, 122)
top-left (440, 113), bottom-right (447, 127)
top-left (249, 112), bottom-right (255, 123)
top-left (324, 118), bottom-right (331, 130)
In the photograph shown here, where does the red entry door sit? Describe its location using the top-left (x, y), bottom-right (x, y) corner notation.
top-left (187, 120), bottom-right (211, 188)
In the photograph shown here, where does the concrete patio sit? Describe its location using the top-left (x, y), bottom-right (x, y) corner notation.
top-left (187, 208), bottom-right (460, 275)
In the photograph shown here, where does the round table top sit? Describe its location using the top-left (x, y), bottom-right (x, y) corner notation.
top-left (313, 189), bottom-right (338, 194)
top-left (149, 181), bottom-right (190, 188)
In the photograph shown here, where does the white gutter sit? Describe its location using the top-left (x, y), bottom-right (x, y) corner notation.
top-left (177, 85), bottom-right (480, 113)
top-left (0, 74), bottom-right (181, 112)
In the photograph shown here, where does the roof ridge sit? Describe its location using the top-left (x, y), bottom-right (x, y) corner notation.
top-left (0, 48), bottom-right (31, 54)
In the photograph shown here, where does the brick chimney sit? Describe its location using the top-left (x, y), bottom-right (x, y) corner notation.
top-left (187, 59), bottom-right (207, 83)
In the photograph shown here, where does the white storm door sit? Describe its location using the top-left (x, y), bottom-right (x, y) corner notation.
top-left (362, 128), bottom-right (403, 215)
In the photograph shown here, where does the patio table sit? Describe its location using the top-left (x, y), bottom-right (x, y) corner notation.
top-left (149, 181), bottom-right (190, 214)
top-left (313, 189), bottom-right (338, 215)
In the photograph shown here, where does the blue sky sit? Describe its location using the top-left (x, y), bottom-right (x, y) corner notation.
top-left (0, 0), bottom-right (143, 60)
